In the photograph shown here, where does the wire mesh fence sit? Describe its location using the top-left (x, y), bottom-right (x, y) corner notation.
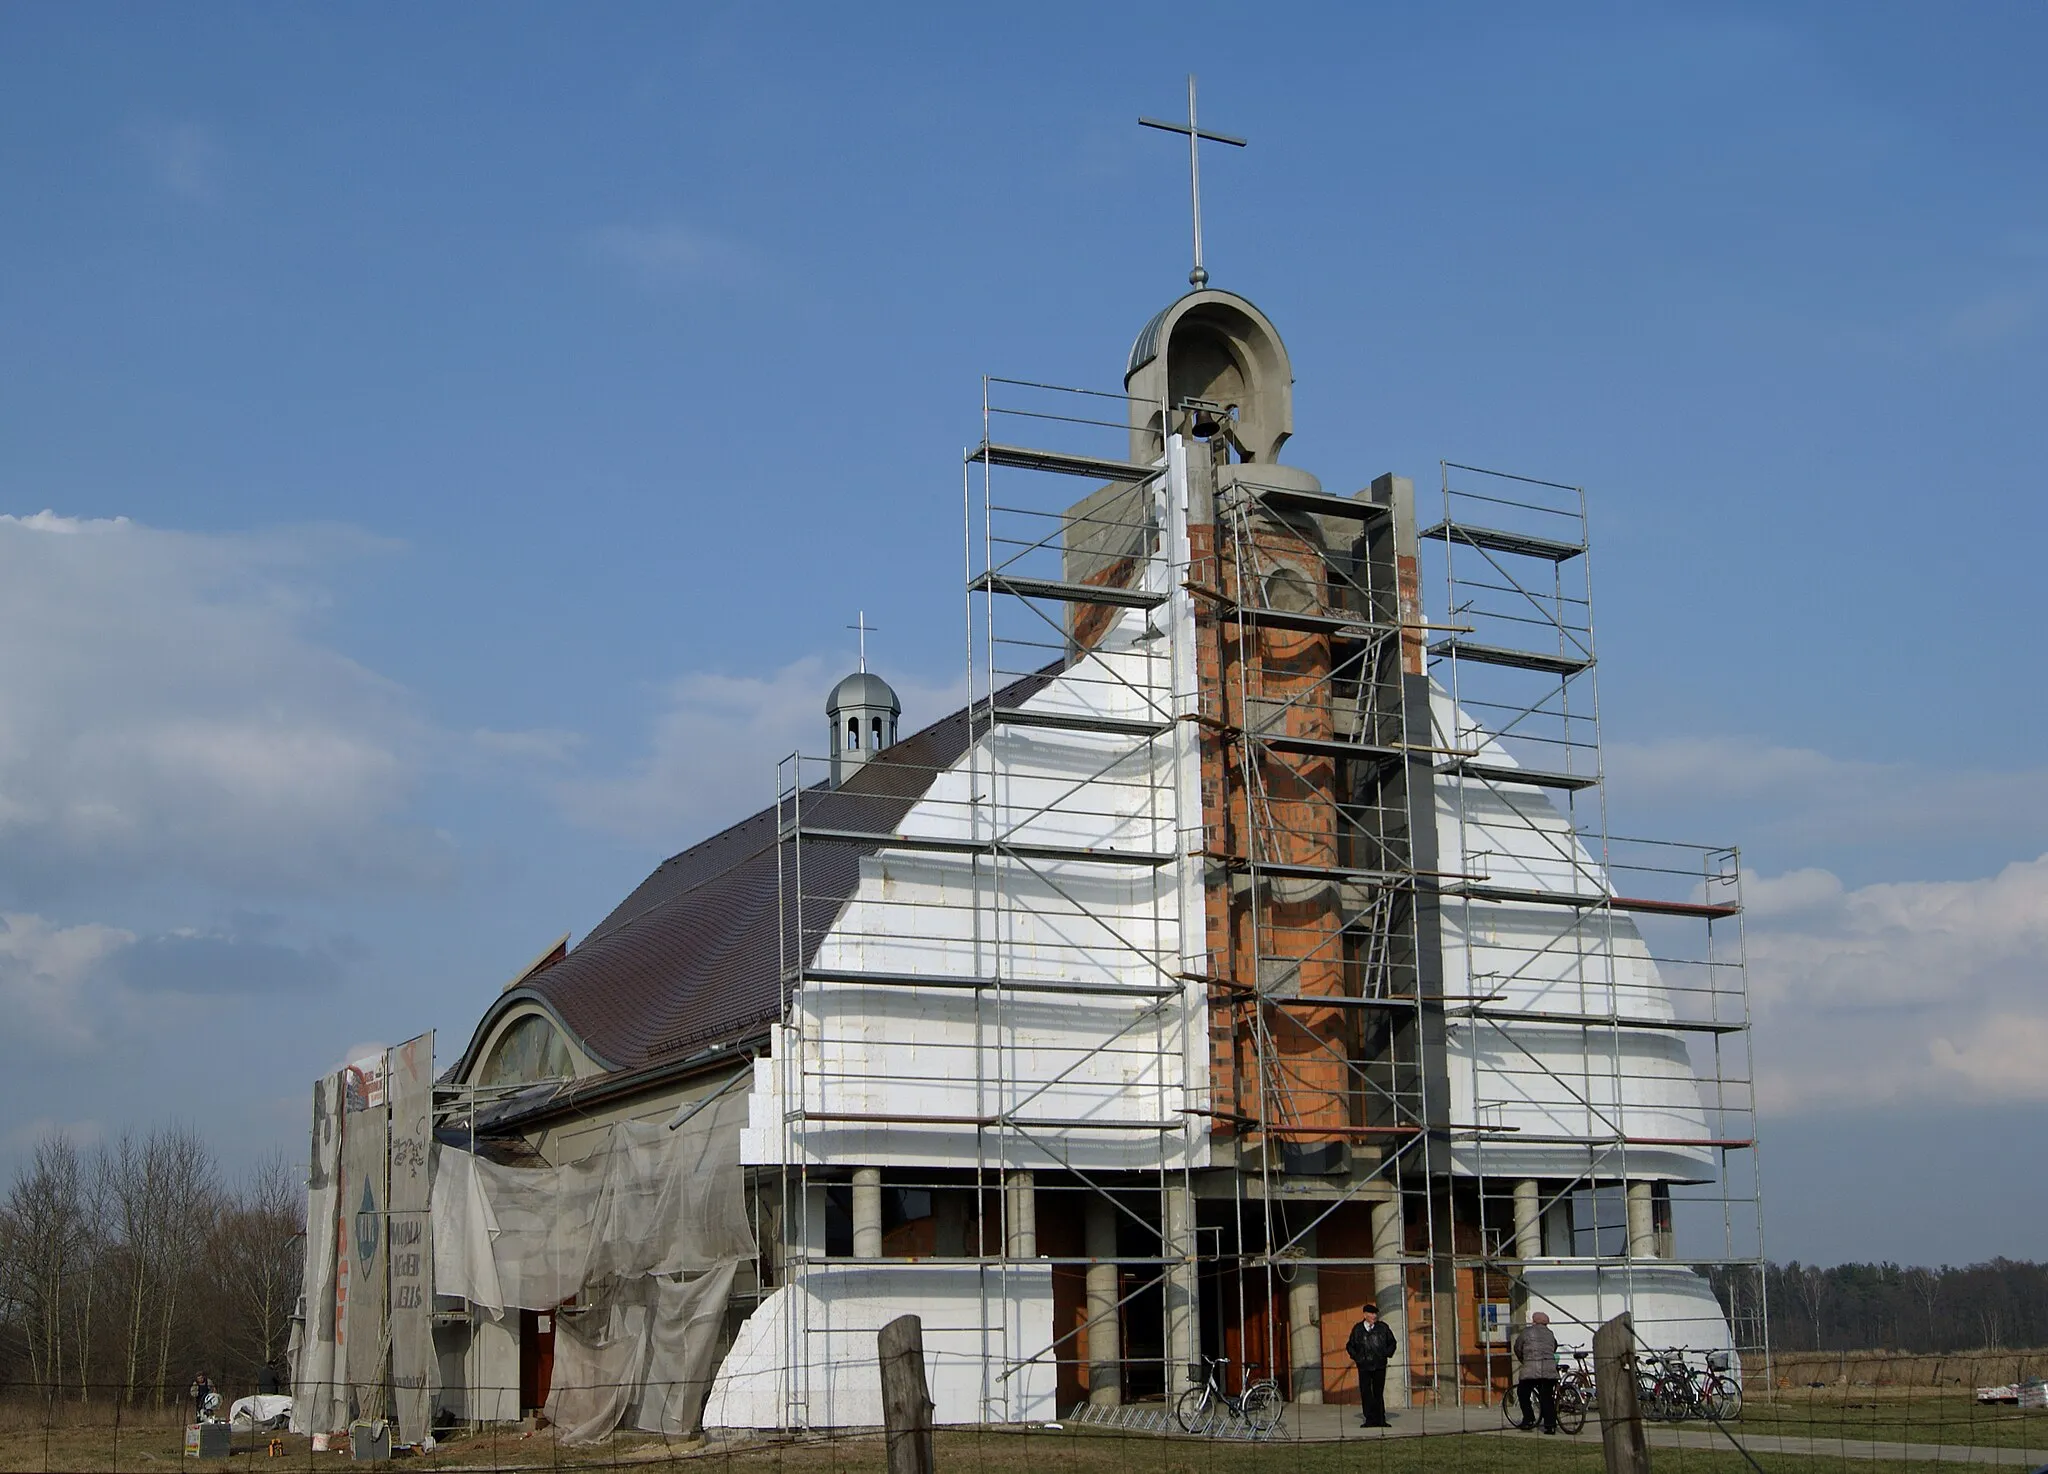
top-left (3, 1356), bottom-right (2046, 1473)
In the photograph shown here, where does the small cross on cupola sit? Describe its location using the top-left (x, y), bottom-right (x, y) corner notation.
top-left (827, 611), bottom-right (901, 787)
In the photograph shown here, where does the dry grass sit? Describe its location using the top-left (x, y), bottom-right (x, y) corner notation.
top-left (1735, 1390), bottom-right (2048, 1450)
top-left (0, 1410), bottom-right (2034, 1473)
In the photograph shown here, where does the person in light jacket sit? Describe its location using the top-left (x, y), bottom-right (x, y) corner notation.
top-left (1347, 1303), bottom-right (1398, 1428)
top-left (1512, 1312), bottom-right (1559, 1433)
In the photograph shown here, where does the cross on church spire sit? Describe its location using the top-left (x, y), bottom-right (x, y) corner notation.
top-left (1140, 75), bottom-right (1247, 289)
top-left (847, 610), bottom-right (877, 672)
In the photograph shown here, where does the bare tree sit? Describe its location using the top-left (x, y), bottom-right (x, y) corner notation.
top-left (106, 1126), bottom-right (219, 1404)
top-left (70, 1154), bottom-right (110, 1403)
top-left (1905, 1266), bottom-right (1942, 1351)
top-left (0, 1134), bottom-right (91, 1397)
top-left (1788, 1261), bottom-right (1830, 1351)
top-left (209, 1151), bottom-right (304, 1381)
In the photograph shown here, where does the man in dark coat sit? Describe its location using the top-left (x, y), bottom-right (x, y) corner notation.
top-left (1346, 1302), bottom-right (1398, 1428)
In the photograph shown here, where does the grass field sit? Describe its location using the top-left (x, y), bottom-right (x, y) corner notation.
top-left (0, 1402), bottom-right (2043, 1473)
top-left (1734, 1392), bottom-right (2048, 1451)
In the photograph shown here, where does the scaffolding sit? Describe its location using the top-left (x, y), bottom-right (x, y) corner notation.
top-left (762, 374), bottom-right (1194, 1423)
top-left (1426, 462), bottom-right (1767, 1398)
top-left (754, 404), bottom-right (1765, 1424)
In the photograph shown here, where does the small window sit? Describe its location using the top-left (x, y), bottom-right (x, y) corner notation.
top-left (846, 718), bottom-right (859, 751)
top-left (870, 716), bottom-right (883, 750)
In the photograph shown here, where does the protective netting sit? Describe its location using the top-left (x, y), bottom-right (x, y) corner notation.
top-left (431, 1088), bottom-right (754, 1443)
top-left (545, 1261), bottom-right (738, 1443)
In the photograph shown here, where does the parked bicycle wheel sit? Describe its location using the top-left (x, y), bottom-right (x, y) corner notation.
top-left (1240, 1380), bottom-right (1283, 1433)
top-left (1704, 1374), bottom-right (1742, 1421)
top-left (1501, 1385), bottom-right (1527, 1428)
top-left (1555, 1381), bottom-right (1588, 1435)
top-left (1175, 1386), bottom-right (1218, 1434)
top-left (1636, 1371), bottom-right (1669, 1422)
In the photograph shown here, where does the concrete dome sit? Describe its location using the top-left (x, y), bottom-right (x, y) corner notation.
top-left (827, 671), bottom-right (901, 716)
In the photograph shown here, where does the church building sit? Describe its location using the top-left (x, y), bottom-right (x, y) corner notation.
top-left (293, 249), bottom-right (1762, 1444)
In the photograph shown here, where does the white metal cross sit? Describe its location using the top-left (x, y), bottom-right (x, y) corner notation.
top-left (1140, 74), bottom-right (1247, 289)
top-left (847, 611), bottom-right (877, 672)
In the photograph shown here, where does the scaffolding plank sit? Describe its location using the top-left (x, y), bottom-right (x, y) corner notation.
top-left (989, 705), bottom-right (1171, 738)
top-left (795, 1109), bottom-right (1180, 1131)
top-left (1246, 731), bottom-right (1403, 766)
top-left (791, 825), bottom-right (1176, 867)
top-left (1446, 882), bottom-right (1740, 920)
top-left (800, 967), bottom-right (1178, 1000)
top-left (1200, 852), bottom-right (1411, 886)
top-left (970, 571), bottom-right (1166, 609)
top-left (1421, 520), bottom-right (1585, 562)
top-left (1255, 993), bottom-right (1424, 1010)
top-left (1428, 638), bottom-right (1593, 676)
top-left (1225, 605), bottom-right (1398, 639)
top-left (966, 441), bottom-right (1161, 484)
top-left (1452, 1005), bottom-right (1746, 1035)
top-left (1612, 894), bottom-right (1743, 920)
top-left (1440, 758), bottom-right (1601, 792)
top-left (1242, 482), bottom-right (1391, 523)
top-left (1460, 1130), bottom-right (1755, 1150)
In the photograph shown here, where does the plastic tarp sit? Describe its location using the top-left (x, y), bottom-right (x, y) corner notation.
top-left (431, 1087), bottom-right (753, 1442)
top-left (230, 1395), bottom-right (294, 1429)
top-left (545, 1262), bottom-right (737, 1443)
top-left (290, 1073), bottom-right (345, 1435)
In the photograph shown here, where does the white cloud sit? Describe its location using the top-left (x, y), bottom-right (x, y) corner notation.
top-left (127, 119), bottom-right (222, 202)
top-left (0, 908), bottom-right (361, 1056)
top-left (583, 222), bottom-right (754, 290)
top-left (0, 913), bottom-right (133, 1050)
top-left (561, 656), bottom-right (960, 843)
top-left (1746, 854), bottom-right (2048, 1111)
top-left (0, 510), bottom-right (450, 899)
top-left (1605, 733), bottom-right (2048, 854)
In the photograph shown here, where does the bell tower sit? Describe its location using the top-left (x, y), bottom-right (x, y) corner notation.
top-left (826, 670), bottom-right (900, 787)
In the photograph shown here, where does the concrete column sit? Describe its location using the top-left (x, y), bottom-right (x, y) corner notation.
top-left (1162, 1181), bottom-right (1197, 1389)
top-left (1626, 1181), bottom-right (1657, 1259)
top-left (1513, 1180), bottom-right (1542, 1262)
top-left (1287, 1226), bottom-right (1323, 1404)
top-left (1005, 1170), bottom-right (1036, 1259)
top-left (1083, 1197), bottom-right (1122, 1407)
top-left (1369, 1193), bottom-right (1409, 1409)
top-left (852, 1168), bottom-right (883, 1259)
top-left (1541, 1197), bottom-right (1574, 1257)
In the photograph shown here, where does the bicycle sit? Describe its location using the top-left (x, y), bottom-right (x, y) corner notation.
top-left (1175, 1355), bottom-right (1283, 1435)
top-left (1498, 1347), bottom-right (1589, 1435)
top-left (1637, 1349), bottom-right (1740, 1423)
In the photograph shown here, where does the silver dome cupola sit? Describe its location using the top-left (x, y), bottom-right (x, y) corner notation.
top-left (827, 669), bottom-right (901, 787)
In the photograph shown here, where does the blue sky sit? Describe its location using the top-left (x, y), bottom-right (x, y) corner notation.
top-left (3, 3), bottom-right (2044, 1266)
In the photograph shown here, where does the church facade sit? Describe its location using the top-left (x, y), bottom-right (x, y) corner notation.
top-left (295, 286), bottom-right (1762, 1441)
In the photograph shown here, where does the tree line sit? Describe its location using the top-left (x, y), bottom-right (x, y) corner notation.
top-left (1710, 1260), bottom-right (2048, 1353)
top-left (0, 1127), bottom-right (302, 1405)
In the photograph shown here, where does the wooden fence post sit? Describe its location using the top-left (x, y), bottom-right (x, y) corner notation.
top-left (879, 1314), bottom-right (936, 1474)
top-left (1594, 1312), bottom-right (1650, 1474)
